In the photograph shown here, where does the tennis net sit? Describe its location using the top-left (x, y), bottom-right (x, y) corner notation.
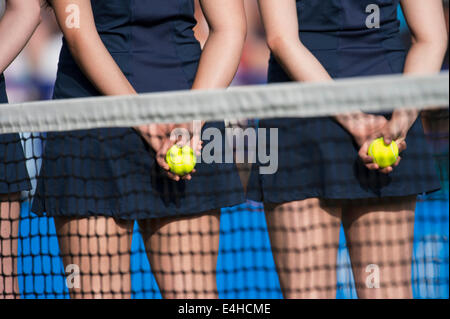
top-left (0, 72), bottom-right (448, 299)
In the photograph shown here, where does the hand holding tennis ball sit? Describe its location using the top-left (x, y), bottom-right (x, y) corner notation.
top-left (166, 145), bottom-right (197, 176)
top-left (357, 114), bottom-right (411, 174)
top-left (368, 137), bottom-right (399, 168)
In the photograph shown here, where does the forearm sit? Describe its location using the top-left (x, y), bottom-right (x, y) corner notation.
top-left (0, 0), bottom-right (41, 73)
top-left (396, 0), bottom-right (448, 127)
top-left (404, 41), bottom-right (448, 75)
top-left (66, 36), bottom-right (160, 145)
top-left (51, 0), bottom-right (135, 96)
top-left (192, 30), bottom-right (245, 89)
top-left (66, 35), bottom-right (136, 96)
top-left (189, 30), bottom-right (245, 132)
top-left (395, 40), bottom-right (448, 127)
top-left (269, 37), bottom-right (331, 83)
top-left (270, 37), bottom-right (363, 128)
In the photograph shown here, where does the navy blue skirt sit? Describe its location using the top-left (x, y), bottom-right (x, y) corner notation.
top-left (0, 74), bottom-right (32, 194)
top-left (247, 50), bottom-right (441, 203)
top-left (32, 122), bottom-right (245, 219)
top-left (247, 116), bottom-right (441, 203)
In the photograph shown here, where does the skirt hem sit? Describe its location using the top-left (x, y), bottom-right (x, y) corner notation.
top-left (247, 185), bottom-right (442, 205)
top-left (30, 195), bottom-right (247, 220)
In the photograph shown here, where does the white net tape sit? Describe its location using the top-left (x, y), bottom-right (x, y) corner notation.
top-left (0, 72), bottom-right (448, 134)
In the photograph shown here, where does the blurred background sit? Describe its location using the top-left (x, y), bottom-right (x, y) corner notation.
top-left (3, 0), bottom-right (449, 299)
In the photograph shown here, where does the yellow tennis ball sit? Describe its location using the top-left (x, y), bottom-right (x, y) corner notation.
top-left (166, 145), bottom-right (196, 176)
top-left (368, 137), bottom-right (399, 168)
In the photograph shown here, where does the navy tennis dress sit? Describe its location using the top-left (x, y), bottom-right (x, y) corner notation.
top-left (247, 0), bottom-right (441, 203)
top-left (0, 74), bottom-right (31, 194)
top-left (32, 0), bottom-right (245, 219)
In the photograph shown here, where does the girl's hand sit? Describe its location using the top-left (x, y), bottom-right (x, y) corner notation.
top-left (358, 109), bottom-right (417, 174)
top-left (155, 136), bottom-right (203, 182)
top-left (138, 122), bottom-right (203, 182)
top-left (358, 136), bottom-right (406, 175)
top-left (135, 123), bottom-right (174, 153)
top-left (336, 112), bottom-right (389, 146)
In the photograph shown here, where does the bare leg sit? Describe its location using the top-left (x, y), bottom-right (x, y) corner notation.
top-left (54, 216), bottom-right (134, 299)
top-left (342, 196), bottom-right (416, 299)
top-left (0, 193), bottom-right (21, 299)
top-left (265, 198), bottom-right (342, 299)
top-left (139, 211), bottom-right (221, 299)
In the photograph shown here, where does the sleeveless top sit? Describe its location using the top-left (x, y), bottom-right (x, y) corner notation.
top-left (269, 0), bottom-right (406, 80)
top-left (55, 0), bottom-right (202, 97)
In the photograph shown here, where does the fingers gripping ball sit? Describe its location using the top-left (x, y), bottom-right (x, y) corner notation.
top-left (368, 137), bottom-right (399, 168)
top-left (166, 145), bottom-right (197, 176)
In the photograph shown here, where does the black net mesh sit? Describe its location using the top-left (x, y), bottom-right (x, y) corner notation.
top-left (0, 75), bottom-right (448, 299)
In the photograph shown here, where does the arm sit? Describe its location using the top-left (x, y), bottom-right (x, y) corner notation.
top-left (0, 0), bottom-right (41, 73)
top-left (50, 0), bottom-right (135, 95)
top-left (361, 0), bottom-right (447, 173)
top-left (364, 0), bottom-right (448, 173)
top-left (258, 0), bottom-right (389, 166)
top-left (382, 0), bottom-right (448, 144)
top-left (369, 0), bottom-right (447, 173)
top-left (193, 0), bottom-right (247, 89)
top-left (50, 0), bottom-right (169, 157)
top-left (156, 0), bottom-right (247, 181)
top-left (258, 0), bottom-right (330, 83)
top-left (402, 0), bottom-right (448, 74)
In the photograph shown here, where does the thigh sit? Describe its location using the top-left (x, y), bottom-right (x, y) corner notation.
top-left (139, 211), bottom-right (221, 299)
top-left (0, 193), bottom-right (21, 237)
top-left (265, 198), bottom-right (342, 298)
top-left (342, 196), bottom-right (416, 299)
top-left (0, 193), bottom-right (21, 299)
top-left (0, 194), bottom-right (21, 262)
top-left (54, 216), bottom-right (134, 299)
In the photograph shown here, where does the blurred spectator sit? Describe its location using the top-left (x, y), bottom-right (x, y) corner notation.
top-left (4, 8), bottom-right (60, 103)
top-left (442, 0), bottom-right (449, 70)
top-left (235, 0), bottom-right (269, 85)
